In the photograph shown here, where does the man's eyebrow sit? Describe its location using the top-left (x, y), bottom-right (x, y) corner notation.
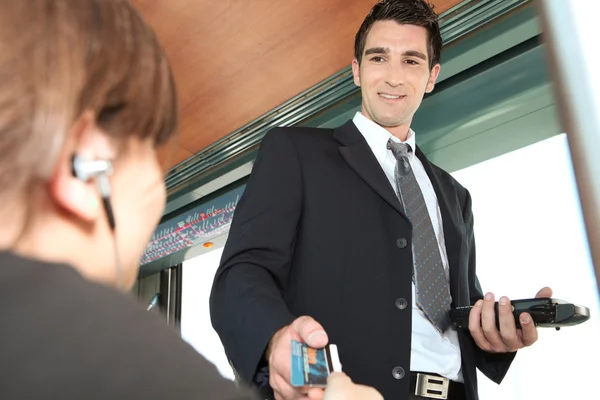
top-left (402, 50), bottom-right (427, 60)
top-left (364, 47), bottom-right (389, 56)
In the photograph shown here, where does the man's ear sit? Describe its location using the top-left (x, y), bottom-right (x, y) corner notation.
top-left (425, 63), bottom-right (441, 93)
top-left (352, 58), bottom-right (361, 87)
top-left (48, 111), bottom-right (114, 223)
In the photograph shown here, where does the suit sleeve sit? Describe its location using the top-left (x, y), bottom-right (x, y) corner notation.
top-left (463, 188), bottom-right (516, 384)
top-left (209, 128), bottom-right (300, 384)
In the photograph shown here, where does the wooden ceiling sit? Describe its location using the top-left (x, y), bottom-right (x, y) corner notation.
top-left (133, 0), bottom-right (463, 170)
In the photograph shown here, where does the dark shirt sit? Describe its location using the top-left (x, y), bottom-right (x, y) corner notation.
top-left (0, 251), bottom-right (257, 400)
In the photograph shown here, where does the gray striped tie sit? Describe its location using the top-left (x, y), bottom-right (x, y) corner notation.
top-left (387, 139), bottom-right (452, 332)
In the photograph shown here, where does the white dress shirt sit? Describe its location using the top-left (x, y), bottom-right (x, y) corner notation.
top-left (352, 112), bottom-right (463, 382)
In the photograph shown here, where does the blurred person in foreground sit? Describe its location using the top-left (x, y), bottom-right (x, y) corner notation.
top-left (0, 1), bottom-right (382, 399)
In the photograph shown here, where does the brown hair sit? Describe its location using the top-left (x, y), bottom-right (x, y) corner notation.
top-left (354, 0), bottom-right (442, 70)
top-left (0, 0), bottom-right (178, 197)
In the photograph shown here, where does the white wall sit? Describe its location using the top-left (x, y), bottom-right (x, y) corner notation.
top-left (180, 246), bottom-right (234, 380)
top-left (453, 134), bottom-right (600, 399)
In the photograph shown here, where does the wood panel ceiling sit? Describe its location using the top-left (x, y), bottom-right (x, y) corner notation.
top-left (133, 0), bottom-right (463, 169)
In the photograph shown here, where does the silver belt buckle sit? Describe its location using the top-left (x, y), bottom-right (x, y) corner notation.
top-left (415, 373), bottom-right (449, 399)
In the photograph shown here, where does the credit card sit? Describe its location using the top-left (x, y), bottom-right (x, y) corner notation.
top-left (290, 339), bottom-right (342, 387)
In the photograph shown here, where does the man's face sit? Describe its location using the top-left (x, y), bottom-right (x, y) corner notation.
top-left (352, 21), bottom-right (440, 130)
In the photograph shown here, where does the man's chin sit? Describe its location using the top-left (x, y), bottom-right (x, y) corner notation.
top-left (373, 116), bottom-right (408, 128)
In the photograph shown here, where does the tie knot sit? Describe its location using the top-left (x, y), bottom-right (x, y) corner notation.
top-left (387, 139), bottom-right (412, 160)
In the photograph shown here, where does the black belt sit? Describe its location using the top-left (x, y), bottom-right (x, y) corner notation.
top-left (408, 372), bottom-right (466, 400)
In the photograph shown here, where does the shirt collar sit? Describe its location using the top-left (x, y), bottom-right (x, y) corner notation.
top-left (352, 112), bottom-right (416, 162)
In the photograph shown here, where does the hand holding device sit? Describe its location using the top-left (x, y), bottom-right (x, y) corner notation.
top-left (462, 288), bottom-right (552, 353)
top-left (451, 297), bottom-right (590, 330)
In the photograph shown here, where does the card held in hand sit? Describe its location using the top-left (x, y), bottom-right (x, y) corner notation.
top-left (290, 339), bottom-right (342, 387)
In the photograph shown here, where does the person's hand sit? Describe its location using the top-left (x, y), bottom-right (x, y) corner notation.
top-left (267, 316), bottom-right (329, 400)
top-left (469, 287), bottom-right (553, 353)
top-left (324, 373), bottom-right (383, 400)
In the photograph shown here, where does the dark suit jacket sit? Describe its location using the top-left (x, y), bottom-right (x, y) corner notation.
top-left (210, 120), bottom-right (515, 400)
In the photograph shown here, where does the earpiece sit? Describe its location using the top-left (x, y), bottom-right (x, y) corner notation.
top-left (71, 154), bottom-right (115, 230)
top-left (71, 154), bottom-right (113, 182)
top-left (71, 153), bottom-right (122, 289)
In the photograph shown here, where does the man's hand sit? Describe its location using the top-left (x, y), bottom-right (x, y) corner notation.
top-left (469, 287), bottom-right (553, 353)
top-left (267, 316), bottom-right (329, 400)
top-left (324, 373), bottom-right (383, 400)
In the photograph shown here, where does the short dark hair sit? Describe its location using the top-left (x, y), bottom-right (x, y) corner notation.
top-left (354, 0), bottom-right (442, 69)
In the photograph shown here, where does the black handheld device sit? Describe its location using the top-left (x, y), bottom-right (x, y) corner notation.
top-left (450, 298), bottom-right (590, 331)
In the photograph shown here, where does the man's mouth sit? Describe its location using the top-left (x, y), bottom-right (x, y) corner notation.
top-left (379, 93), bottom-right (406, 100)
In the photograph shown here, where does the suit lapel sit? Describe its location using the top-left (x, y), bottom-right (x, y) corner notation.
top-left (334, 121), bottom-right (408, 221)
top-left (334, 120), bottom-right (466, 302)
top-left (416, 147), bottom-right (465, 304)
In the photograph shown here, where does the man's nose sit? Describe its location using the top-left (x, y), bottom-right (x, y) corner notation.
top-left (384, 66), bottom-right (404, 87)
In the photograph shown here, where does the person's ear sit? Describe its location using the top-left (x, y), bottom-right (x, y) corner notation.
top-left (352, 58), bottom-right (361, 87)
top-left (48, 111), bottom-right (115, 223)
top-left (425, 64), bottom-right (441, 93)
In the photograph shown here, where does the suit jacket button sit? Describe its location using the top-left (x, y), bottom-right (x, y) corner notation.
top-left (396, 238), bottom-right (408, 248)
top-left (395, 298), bottom-right (408, 310)
top-left (392, 366), bottom-right (405, 380)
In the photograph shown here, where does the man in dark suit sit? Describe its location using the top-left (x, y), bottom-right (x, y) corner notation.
top-left (210, 1), bottom-right (551, 399)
